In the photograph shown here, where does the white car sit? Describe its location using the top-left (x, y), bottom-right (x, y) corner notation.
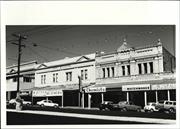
top-left (9, 99), bottom-right (16, 105)
top-left (22, 99), bottom-right (32, 105)
top-left (144, 102), bottom-right (158, 112)
top-left (36, 100), bottom-right (59, 108)
top-left (8, 99), bottom-right (32, 106)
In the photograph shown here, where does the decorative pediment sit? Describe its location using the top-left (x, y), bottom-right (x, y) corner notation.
top-left (36, 63), bottom-right (48, 69)
top-left (9, 69), bottom-right (16, 73)
top-left (76, 56), bottom-right (90, 62)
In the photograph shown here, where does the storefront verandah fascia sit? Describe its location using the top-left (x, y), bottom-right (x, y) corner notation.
top-left (29, 83), bottom-right (96, 107)
top-left (83, 78), bottom-right (176, 108)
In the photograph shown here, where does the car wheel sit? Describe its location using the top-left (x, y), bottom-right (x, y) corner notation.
top-left (54, 105), bottom-right (58, 108)
top-left (169, 108), bottom-right (174, 113)
top-left (41, 104), bottom-right (44, 107)
top-left (137, 108), bottom-right (141, 112)
top-left (26, 103), bottom-right (31, 106)
top-left (105, 107), bottom-right (110, 111)
top-left (150, 109), bottom-right (154, 112)
top-left (122, 107), bottom-right (127, 112)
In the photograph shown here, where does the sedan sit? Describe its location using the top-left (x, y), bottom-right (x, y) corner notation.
top-left (112, 101), bottom-right (142, 112)
top-left (36, 100), bottom-right (59, 108)
top-left (144, 102), bottom-right (158, 112)
top-left (99, 101), bottom-right (113, 111)
top-left (8, 99), bottom-right (32, 106)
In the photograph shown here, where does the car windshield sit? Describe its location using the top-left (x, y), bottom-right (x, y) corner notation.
top-left (148, 103), bottom-right (156, 106)
top-left (48, 100), bottom-right (53, 103)
top-left (151, 103), bottom-right (156, 106)
top-left (158, 100), bottom-right (165, 104)
top-left (104, 101), bottom-right (112, 104)
top-left (118, 101), bottom-right (127, 104)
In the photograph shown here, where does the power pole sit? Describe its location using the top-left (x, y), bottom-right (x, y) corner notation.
top-left (12, 34), bottom-right (27, 97)
top-left (78, 76), bottom-right (82, 107)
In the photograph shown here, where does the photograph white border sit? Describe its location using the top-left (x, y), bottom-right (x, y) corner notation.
top-left (1, 1), bottom-right (179, 129)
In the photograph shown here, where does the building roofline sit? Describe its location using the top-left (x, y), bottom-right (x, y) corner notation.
top-left (96, 44), bottom-right (162, 57)
top-left (7, 60), bottom-right (38, 69)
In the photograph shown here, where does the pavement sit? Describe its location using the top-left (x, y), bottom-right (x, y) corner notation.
top-left (7, 109), bottom-right (176, 124)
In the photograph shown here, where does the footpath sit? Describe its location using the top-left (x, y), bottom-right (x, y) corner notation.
top-left (7, 109), bottom-right (176, 124)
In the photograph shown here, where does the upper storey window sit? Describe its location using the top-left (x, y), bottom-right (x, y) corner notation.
top-left (66, 72), bottom-right (72, 81)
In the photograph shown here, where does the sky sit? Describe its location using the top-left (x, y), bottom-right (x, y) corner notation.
top-left (6, 25), bottom-right (175, 67)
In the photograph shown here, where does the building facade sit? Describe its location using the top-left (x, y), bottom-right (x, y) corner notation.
top-left (6, 61), bottom-right (37, 101)
top-left (33, 54), bottom-right (96, 107)
top-left (85, 39), bottom-right (176, 108)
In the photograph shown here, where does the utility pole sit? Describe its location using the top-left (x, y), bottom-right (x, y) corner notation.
top-left (78, 76), bottom-right (81, 107)
top-left (12, 34), bottom-right (27, 99)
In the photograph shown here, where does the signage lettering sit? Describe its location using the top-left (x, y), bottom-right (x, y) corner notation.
top-left (122, 84), bottom-right (150, 91)
top-left (85, 87), bottom-right (106, 93)
top-left (32, 89), bottom-right (63, 97)
top-left (151, 84), bottom-right (175, 90)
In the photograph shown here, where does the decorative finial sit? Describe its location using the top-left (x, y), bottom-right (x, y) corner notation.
top-left (157, 38), bottom-right (162, 45)
top-left (123, 38), bottom-right (127, 45)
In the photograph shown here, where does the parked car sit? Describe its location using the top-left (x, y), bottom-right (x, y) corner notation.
top-left (22, 99), bottom-right (32, 106)
top-left (144, 102), bottom-right (158, 112)
top-left (112, 101), bottom-right (142, 112)
top-left (36, 100), bottom-right (59, 108)
top-left (9, 99), bottom-right (17, 105)
top-left (155, 100), bottom-right (176, 113)
top-left (99, 101), bottom-right (114, 110)
top-left (8, 99), bottom-right (32, 106)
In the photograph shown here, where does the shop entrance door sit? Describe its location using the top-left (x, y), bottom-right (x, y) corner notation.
top-left (91, 93), bottom-right (101, 108)
top-left (130, 91), bottom-right (144, 107)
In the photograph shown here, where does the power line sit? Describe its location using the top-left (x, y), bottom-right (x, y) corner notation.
top-left (26, 46), bottom-right (48, 62)
top-left (27, 41), bottom-right (80, 56)
top-left (7, 57), bottom-right (28, 62)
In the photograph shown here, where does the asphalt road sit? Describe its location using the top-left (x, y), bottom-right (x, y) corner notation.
top-left (7, 112), bottom-right (146, 125)
top-left (7, 105), bottom-right (176, 120)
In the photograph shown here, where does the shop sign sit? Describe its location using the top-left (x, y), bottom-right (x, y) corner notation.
top-left (32, 89), bottom-right (63, 97)
top-left (122, 84), bottom-right (150, 91)
top-left (151, 84), bottom-right (175, 90)
top-left (20, 91), bottom-right (31, 96)
top-left (84, 87), bottom-right (106, 93)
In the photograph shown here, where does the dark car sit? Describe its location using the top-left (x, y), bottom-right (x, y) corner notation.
top-left (112, 101), bottom-right (142, 112)
top-left (99, 101), bottom-right (113, 111)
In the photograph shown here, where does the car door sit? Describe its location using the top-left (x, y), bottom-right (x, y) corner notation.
top-left (128, 102), bottom-right (135, 110)
top-left (44, 100), bottom-right (49, 106)
top-left (47, 100), bottom-right (53, 106)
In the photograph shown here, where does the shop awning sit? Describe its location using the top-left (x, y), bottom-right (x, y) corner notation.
top-left (93, 78), bottom-right (176, 90)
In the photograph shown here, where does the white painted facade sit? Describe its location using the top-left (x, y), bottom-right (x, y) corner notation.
top-left (92, 40), bottom-right (176, 108)
top-left (35, 54), bottom-right (96, 89)
top-left (6, 61), bottom-right (37, 100)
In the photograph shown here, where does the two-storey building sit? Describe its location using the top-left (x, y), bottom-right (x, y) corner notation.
top-left (85, 39), bottom-right (176, 108)
top-left (6, 61), bottom-right (37, 101)
top-left (33, 53), bottom-right (96, 107)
